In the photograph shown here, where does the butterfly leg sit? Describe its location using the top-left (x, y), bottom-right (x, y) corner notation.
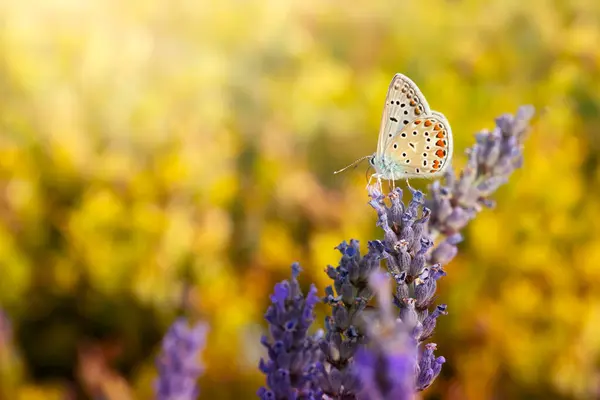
top-left (367, 174), bottom-right (380, 189)
top-left (405, 178), bottom-right (413, 192)
top-left (366, 174), bottom-right (375, 189)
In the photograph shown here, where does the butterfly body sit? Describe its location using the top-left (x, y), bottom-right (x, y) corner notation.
top-left (334, 73), bottom-right (453, 183)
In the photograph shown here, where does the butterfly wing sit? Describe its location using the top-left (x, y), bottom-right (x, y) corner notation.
top-left (430, 111), bottom-right (453, 170)
top-left (382, 112), bottom-right (453, 179)
top-left (376, 74), bottom-right (432, 157)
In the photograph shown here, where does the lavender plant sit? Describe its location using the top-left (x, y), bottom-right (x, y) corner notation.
top-left (155, 318), bottom-right (208, 400)
top-left (258, 106), bottom-right (535, 399)
top-left (319, 185), bottom-right (447, 398)
top-left (258, 263), bottom-right (323, 400)
top-left (317, 239), bottom-right (381, 398)
top-left (354, 271), bottom-right (446, 400)
top-left (353, 271), bottom-right (417, 400)
top-left (428, 105), bottom-right (536, 265)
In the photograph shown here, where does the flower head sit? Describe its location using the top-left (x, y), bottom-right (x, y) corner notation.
top-left (416, 343), bottom-right (445, 391)
top-left (258, 263), bottom-right (323, 400)
top-left (320, 186), bottom-right (448, 398)
top-left (155, 318), bottom-right (208, 400)
top-left (428, 106), bottom-right (536, 264)
top-left (354, 272), bottom-right (417, 400)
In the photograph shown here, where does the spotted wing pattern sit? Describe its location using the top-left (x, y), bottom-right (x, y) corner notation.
top-left (376, 74), bottom-right (431, 156)
top-left (382, 112), bottom-right (453, 178)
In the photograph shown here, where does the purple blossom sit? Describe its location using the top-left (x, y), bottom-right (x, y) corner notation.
top-left (354, 272), bottom-right (417, 400)
top-left (427, 105), bottom-right (536, 264)
top-left (155, 318), bottom-right (208, 400)
top-left (416, 343), bottom-right (445, 391)
top-left (365, 185), bottom-right (447, 392)
top-left (258, 263), bottom-right (323, 400)
top-left (319, 240), bottom-right (383, 398)
top-left (320, 186), bottom-right (448, 398)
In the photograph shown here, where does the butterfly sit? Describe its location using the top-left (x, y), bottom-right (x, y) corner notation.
top-left (335, 73), bottom-right (453, 187)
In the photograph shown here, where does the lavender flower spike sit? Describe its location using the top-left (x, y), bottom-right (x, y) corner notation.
top-left (428, 106), bottom-right (535, 264)
top-left (320, 186), bottom-right (448, 398)
top-left (258, 263), bottom-right (323, 400)
top-left (316, 108), bottom-right (533, 398)
top-left (319, 239), bottom-right (384, 398)
top-left (155, 317), bottom-right (209, 400)
top-left (354, 272), bottom-right (417, 400)
top-left (365, 185), bottom-right (447, 392)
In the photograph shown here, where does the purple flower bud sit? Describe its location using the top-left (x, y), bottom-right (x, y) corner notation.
top-left (400, 225), bottom-right (415, 249)
top-left (420, 305), bottom-right (448, 340)
top-left (442, 166), bottom-right (456, 187)
top-left (436, 197), bottom-right (454, 224)
top-left (333, 305), bottom-right (350, 330)
top-left (399, 298), bottom-right (418, 329)
top-left (406, 188), bottom-right (424, 217)
top-left (412, 208), bottom-right (430, 243)
top-left (486, 133), bottom-right (502, 165)
top-left (414, 266), bottom-right (446, 309)
top-left (430, 240), bottom-right (458, 265)
top-left (445, 207), bottom-right (471, 232)
top-left (383, 227), bottom-right (399, 247)
top-left (427, 106), bottom-right (534, 240)
top-left (388, 188), bottom-right (405, 223)
top-left (395, 279), bottom-right (410, 300)
top-left (477, 176), bottom-right (507, 196)
top-left (416, 343), bottom-right (445, 391)
top-left (397, 245), bottom-right (412, 272)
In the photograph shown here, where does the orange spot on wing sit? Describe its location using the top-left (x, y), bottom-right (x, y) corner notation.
top-left (436, 131), bottom-right (445, 138)
top-left (414, 119), bottom-right (422, 125)
top-left (410, 100), bottom-right (416, 106)
top-left (415, 108), bottom-right (421, 115)
top-left (424, 120), bottom-right (432, 127)
top-left (434, 124), bottom-right (442, 130)
top-left (436, 140), bottom-right (445, 147)
top-left (435, 149), bottom-right (446, 158)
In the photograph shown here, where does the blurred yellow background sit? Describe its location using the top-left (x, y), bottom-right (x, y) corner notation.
top-left (1, 0), bottom-right (599, 399)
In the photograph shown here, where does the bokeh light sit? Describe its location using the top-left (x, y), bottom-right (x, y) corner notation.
top-left (1, 0), bottom-right (599, 398)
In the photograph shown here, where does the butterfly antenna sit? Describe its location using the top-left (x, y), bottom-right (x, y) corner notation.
top-left (333, 155), bottom-right (371, 175)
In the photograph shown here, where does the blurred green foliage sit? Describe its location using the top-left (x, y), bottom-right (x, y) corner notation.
top-left (1, 0), bottom-right (600, 399)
